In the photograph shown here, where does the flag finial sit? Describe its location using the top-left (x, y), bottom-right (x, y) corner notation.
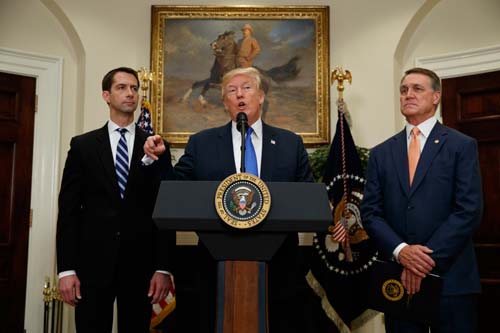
top-left (331, 66), bottom-right (352, 100)
top-left (137, 67), bottom-right (154, 99)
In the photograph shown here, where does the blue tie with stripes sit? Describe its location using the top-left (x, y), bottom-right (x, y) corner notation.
top-left (115, 128), bottom-right (129, 199)
top-left (245, 127), bottom-right (258, 176)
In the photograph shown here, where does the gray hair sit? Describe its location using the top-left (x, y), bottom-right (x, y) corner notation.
top-left (401, 67), bottom-right (441, 91)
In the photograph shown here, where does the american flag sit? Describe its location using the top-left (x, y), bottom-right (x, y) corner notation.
top-left (137, 98), bottom-right (154, 135)
top-left (150, 280), bottom-right (176, 331)
top-left (137, 97), bottom-right (177, 331)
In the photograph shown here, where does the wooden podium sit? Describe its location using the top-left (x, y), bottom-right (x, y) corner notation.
top-left (153, 181), bottom-right (331, 333)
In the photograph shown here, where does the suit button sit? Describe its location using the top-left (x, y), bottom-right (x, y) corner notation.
top-left (407, 206), bottom-right (413, 210)
top-left (115, 231), bottom-right (120, 239)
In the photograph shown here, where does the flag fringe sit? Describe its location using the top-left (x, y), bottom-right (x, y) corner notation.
top-left (306, 270), bottom-right (351, 333)
top-left (150, 298), bottom-right (176, 330)
top-left (305, 270), bottom-right (379, 332)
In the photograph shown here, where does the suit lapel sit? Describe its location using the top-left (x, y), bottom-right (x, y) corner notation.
top-left (260, 123), bottom-right (276, 181)
top-left (391, 129), bottom-right (410, 197)
top-left (96, 124), bottom-right (120, 195)
top-left (409, 122), bottom-right (447, 196)
top-left (217, 122), bottom-right (237, 176)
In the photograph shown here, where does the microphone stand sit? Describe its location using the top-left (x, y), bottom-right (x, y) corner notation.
top-left (237, 112), bottom-right (248, 173)
top-left (240, 128), bottom-right (246, 173)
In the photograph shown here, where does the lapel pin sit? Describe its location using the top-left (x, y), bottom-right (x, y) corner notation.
top-left (270, 139), bottom-right (276, 145)
top-left (434, 139), bottom-right (439, 144)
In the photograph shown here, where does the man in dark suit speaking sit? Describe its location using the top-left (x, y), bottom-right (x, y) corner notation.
top-left (56, 67), bottom-right (174, 332)
top-left (361, 67), bottom-right (483, 333)
top-left (144, 66), bottom-right (313, 332)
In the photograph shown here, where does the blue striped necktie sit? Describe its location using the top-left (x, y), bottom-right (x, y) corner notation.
top-left (245, 127), bottom-right (258, 176)
top-left (115, 128), bottom-right (129, 199)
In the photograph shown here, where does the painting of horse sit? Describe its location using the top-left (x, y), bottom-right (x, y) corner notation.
top-left (181, 31), bottom-right (238, 106)
top-left (153, 8), bottom-right (330, 146)
top-left (181, 30), bottom-right (303, 108)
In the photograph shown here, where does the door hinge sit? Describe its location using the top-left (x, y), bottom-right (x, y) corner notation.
top-left (29, 209), bottom-right (33, 228)
top-left (35, 94), bottom-right (38, 113)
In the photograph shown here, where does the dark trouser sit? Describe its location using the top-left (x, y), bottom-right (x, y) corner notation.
top-left (385, 294), bottom-right (478, 333)
top-left (75, 252), bottom-right (153, 333)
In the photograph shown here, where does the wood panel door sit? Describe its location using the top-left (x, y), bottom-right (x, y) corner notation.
top-left (0, 72), bottom-right (36, 333)
top-left (441, 70), bottom-right (500, 333)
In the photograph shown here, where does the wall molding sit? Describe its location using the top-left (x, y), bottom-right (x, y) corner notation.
top-left (416, 44), bottom-right (500, 78)
top-left (0, 47), bottom-right (62, 332)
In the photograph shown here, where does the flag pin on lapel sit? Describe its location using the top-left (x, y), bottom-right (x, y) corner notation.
top-left (434, 139), bottom-right (439, 144)
top-left (270, 139), bottom-right (276, 145)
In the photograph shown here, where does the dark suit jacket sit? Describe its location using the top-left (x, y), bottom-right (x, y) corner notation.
top-left (361, 122), bottom-right (482, 296)
top-left (174, 120), bottom-right (313, 182)
top-left (172, 120), bottom-right (313, 331)
top-left (56, 123), bottom-right (173, 286)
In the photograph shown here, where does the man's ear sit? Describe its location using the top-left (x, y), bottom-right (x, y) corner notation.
top-left (433, 90), bottom-right (442, 106)
top-left (102, 90), bottom-right (110, 104)
top-left (258, 91), bottom-right (265, 106)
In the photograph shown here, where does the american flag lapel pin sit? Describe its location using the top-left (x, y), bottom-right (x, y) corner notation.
top-left (434, 139), bottom-right (439, 144)
top-left (270, 139), bottom-right (276, 145)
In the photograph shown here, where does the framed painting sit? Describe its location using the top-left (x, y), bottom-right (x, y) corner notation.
top-left (150, 5), bottom-right (330, 147)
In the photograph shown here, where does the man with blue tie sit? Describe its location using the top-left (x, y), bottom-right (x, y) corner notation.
top-left (56, 67), bottom-right (174, 332)
top-left (144, 67), bottom-right (313, 332)
top-left (361, 67), bottom-right (483, 333)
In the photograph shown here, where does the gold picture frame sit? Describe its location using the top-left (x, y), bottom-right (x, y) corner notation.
top-left (150, 5), bottom-right (330, 147)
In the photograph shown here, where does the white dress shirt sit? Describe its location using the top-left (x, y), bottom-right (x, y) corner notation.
top-left (107, 120), bottom-right (136, 165)
top-left (231, 118), bottom-right (263, 175)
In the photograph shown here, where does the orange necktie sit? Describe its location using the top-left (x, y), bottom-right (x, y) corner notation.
top-left (408, 127), bottom-right (420, 185)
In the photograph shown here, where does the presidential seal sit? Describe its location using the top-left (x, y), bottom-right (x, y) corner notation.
top-left (382, 279), bottom-right (405, 302)
top-left (215, 173), bottom-right (271, 229)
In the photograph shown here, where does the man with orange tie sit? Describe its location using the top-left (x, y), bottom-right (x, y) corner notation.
top-left (361, 67), bottom-right (482, 333)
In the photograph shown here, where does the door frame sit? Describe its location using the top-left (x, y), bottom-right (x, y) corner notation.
top-left (0, 47), bottom-right (62, 332)
top-left (416, 44), bottom-right (500, 119)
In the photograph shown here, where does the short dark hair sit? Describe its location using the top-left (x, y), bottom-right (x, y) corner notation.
top-left (402, 67), bottom-right (441, 91)
top-left (101, 67), bottom-right (140, 91)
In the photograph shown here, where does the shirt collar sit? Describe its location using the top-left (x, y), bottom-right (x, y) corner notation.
top-left (231, 117), bottom-right (263, 138)
top-left (406, 116), bottom-right (436, 139)
top-left (108, 119), bottom-right (136, 135)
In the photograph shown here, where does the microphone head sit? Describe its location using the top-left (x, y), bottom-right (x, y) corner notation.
top-left (236, 112), bottom-right (248, 133)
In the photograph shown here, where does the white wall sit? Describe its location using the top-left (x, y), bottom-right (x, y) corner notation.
top-left (2, 0), bottom-right (500, 331)
top-left (397, 0), bottom-right (500, 128)
top-left (0, 0), bottom-right (80, 169)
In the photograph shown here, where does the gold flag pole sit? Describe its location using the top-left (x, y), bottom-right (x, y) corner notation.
top-left (329, 66), bottom-right (354, 262)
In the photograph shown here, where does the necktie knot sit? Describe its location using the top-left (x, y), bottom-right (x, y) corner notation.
top-left (412, 127), bottom-right (420, 138)
top-left (118, 128), bottom-right (127, 136)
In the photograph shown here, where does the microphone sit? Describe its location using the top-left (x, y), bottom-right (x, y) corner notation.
top-left (236, 112), bottom-right (248, 173)
top-left (236, 112), bottom-right (248, 133)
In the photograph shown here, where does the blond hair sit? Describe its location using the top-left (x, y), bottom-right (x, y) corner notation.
top-left (221, 67), bottom-right (263, 98)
